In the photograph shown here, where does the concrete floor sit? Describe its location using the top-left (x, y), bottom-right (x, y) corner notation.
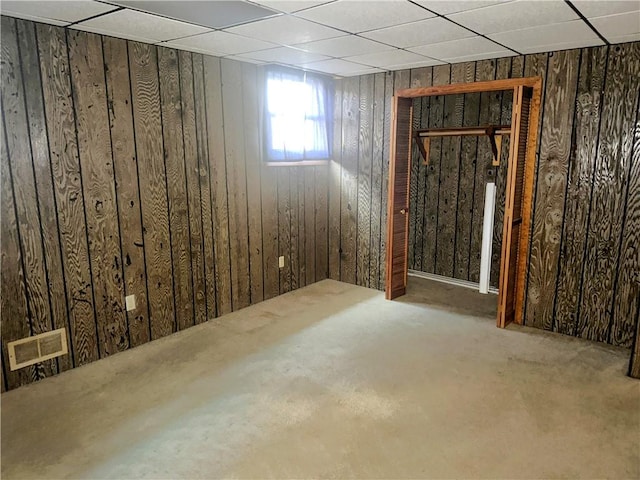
top-left (1, 278), bottom-right (639, 479)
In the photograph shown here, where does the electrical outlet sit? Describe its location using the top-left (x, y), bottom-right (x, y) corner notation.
top-left (279, 256), bottom-right (285, 268)
top-left (125, 295), bottom-right (136, 312)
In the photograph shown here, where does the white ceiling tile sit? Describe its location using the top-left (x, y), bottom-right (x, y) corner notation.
top-left (414, 0), bottom-right (513, 15)
top-left (0, 12), bottom-right (69, 26)
top-left (345, 48), bottom-right (437, 68)
top-left (387, 58), bottom-right (446, 69)
top-left (295, 0), bottom-right (436, 33)
top-left (248, 0), bottom-right (334, 13)
top-left (444, 50), bottom-right (516, 63)
top-left (302, 58), bottom-right (384, 75)
top-left (361, 17), bottom-right (475, 48)
top-left (408, 36), bottom-right (512, 61)
top-left (111, 1), bottom-right (279, 29)
top-left (237, 46), bottom-right (331, 64)
top-left (226, 14), bottom-right (346, 45)
top-left (449, 0), bottom-right (578, 34)
top-left (607, 32), bottom-right (640, 44)
top-left (339, 67), bottom-right (386, 76)
top-left (571, 0), bottom-right (639, 18)
top-left (489, 19), bottom-right (603, 54)
top-left (295, 35), bottom-right (395, 57)
top-left (72, 8), bottom-right (211, 42)
top-left (0, 1), bottom-right (118, 24)
top-left (590, 11), bottom-right (640, 42)
top-left (225, 55), bottom-right (267, 65)
top-left (161, 31), bottom-right (277, 56)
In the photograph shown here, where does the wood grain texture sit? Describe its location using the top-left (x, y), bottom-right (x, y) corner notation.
top-left (524, 49), bottom-right (580, 331)
top-left (328, 79), bottom-right (343, 281)
top-left (304, 166), bottom-right (316, 285)
top-left (195, 54), bottom-right (218, 318)
top-left (290, 167), bottom-right (299, 290)
top-left (315, 164), bottom-right (329, 282)
top-left (17, 19), bottom-right (72, 371)
top-left (69, 30), bottom-right (128, 356)
top-left (421, 65), bottom-right (449, 275)
top-left (369, 72), bottom-right (386, 290)
top-left (2, 17), bottom-right (57, 378)
top-left (241, 62), bottom-right (264, 303)
top-left (202, 55), bottom-right (230, 316)
top-left (221, 59), bottom-right (251, 309)
top-left (257, 67), bottom-right (280, 300)
top-left (611, 98), bottom-right (640, 346)
top-left (453, 62), bottom-right (478, 281)
top-left (435, 65), bottom-right (464, 277)
top-left (178, 50), bottom-right (207, 325)
top-left (578, 43), bottom-right (640, 342)
top-left (379, 72), bottom-right (396, 290)
top-left (553, 46), bottom-right (607, 336)
top-left (158, 46), bottom-right (193, 331)
top-left (630, 305), bottom-right (640, 378)
top-left (1, 102), bottom-right (36, 388)
top-left (103, 36), bottom-right (151, 346)
top-left (278, 168), bottom-right (291, 293)
top-left (357, 74), bottom-right (374, 287)
top-left (408, 67), bottom-right (432, 272)
top-left (468, 59), bottom-right (496, 283)
top-left (37, 23), bottom-right (99, 366)
top-left (490, 57), bottom-right (513, 288)
top-left (128, 41), bottom-right (175, 339)
top-left (340, 76), bottom-right (360, 285)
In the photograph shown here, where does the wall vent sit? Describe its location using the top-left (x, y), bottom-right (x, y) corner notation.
top-left (7, 328), bottom-right (68, 371)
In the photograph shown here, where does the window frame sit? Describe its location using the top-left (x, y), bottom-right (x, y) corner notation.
top-left (263, 66), bottom-right (333, 167)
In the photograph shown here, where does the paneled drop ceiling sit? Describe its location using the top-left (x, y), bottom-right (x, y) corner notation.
top-left (1, 0), bottom-right (639, 76)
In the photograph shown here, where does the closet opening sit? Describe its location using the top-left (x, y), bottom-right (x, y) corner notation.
top-left (385, 78), bottom-right (542, 328)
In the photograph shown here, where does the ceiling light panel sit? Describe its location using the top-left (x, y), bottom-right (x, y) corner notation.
top-left (161, 31), bottom-right (277, 56)
top-left (72, 8), bottom-right (211, 43)
top-left (345, 48), bottom-right (437, 68)
top-left (361, 17), bottom-right (474, 48)
top-left (0, 0), bottom-right (118, 24)
top-left (409, 36), bottom-right (512, 62)
top-left (248, 1), bottom-right (334, 13)
top-left (590, 11), bottom-right (640, 43)
top-left (237, 45), bottom-right (331, 64)
top-left (295, 0), bottom-right (436, 33)
top-left (571, 0), bottom-right (640, 18)
top-left (295, 35), bottom-right (395, 57)
top-left (489, 19), bottom-right (603, 54)
top-left (449, 0), bottom-right (578, 35)
top-left (226, 14), bottom-right (346, 45)
top-left (111, 1), bottom-right (279, 29)
top-left (414, 0), bottom-right (513, 15)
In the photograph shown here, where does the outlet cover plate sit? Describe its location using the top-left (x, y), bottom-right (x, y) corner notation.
top-left (125, 294), bottom-right (136, 311)
top-left (279, 256), bottom-right (285, 268)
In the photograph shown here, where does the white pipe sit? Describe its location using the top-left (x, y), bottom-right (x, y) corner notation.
top-left (479, 182), bottom-right (496, 295)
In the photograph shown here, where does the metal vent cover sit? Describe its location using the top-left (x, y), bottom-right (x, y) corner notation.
top-left (7, 328), bottom-right (68, 371)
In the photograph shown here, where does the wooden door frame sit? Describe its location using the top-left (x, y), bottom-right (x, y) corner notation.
top-left (386, 77), bottom-right (543, 327)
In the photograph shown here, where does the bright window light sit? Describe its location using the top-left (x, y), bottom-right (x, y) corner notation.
top-left (265, 68), bottom-right (331, 163)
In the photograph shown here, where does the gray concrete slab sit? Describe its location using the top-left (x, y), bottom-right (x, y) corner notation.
top-left (1, 278), bottom-right (638, 479)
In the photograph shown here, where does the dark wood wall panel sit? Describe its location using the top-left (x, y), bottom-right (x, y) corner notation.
top-left (1, 19), bottom-right (330, 392)
top-left (36, 24), bottom-right (99, 366)
top-left (158, 46), bottom-right (194, 332)
top-left (2, 18), bottom-right (57, 379)
top-left (335, 42), bottom-right (640, 353)
top-left (178, 50), bottom-right (207, 326)
top-left (104, 37), bottom-right (151, 347)
top-left (553, 47), bottom-right (607, 337)
top-left (577, 43), bottom-right (640, 342)
top-left (69, 30), bottom-right (128, 357)
top-left (129, 41), bottom-right (176, 340)
top-left (525, 50), bottom-right (580, 331)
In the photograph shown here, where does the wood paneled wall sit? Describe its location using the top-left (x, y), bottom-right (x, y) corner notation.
top-left (330, 43), bottom-right (640, 349)
top-left (0, 17), bottom-right (329, 391)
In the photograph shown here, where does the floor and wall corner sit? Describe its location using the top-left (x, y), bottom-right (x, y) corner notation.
top-left (1, 1), bottom-right (639, 478)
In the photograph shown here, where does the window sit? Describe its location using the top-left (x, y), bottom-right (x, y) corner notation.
top-left (264, 67), bottom-right (332, 164)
